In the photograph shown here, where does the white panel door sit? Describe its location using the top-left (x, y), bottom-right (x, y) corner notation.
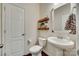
top-left (4, 4), bottom-right (24, 56)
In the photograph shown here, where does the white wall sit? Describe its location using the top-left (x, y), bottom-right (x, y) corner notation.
top-left (12, 3), bottom-right (40, 55)
top-left (39, 3), bottom-right (53, 18)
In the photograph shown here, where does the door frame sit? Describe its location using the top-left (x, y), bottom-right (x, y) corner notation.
top-left (1, 3), bottom-right (25, 56)
top-left (0, 3), bottom-right (3, 56)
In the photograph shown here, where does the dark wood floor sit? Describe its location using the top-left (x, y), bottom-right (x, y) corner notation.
top-left (24, 51), bottom-right (48, 56)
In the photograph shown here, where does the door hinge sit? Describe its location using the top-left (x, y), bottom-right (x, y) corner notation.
top-left (4, 30), bottom-right (6, 33)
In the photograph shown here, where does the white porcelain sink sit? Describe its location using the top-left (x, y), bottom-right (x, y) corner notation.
top-left (47, 37), bottom-right (74, 49)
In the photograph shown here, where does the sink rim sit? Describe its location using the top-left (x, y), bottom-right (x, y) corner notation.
top-left (47, 37), bottom-right (74, 49)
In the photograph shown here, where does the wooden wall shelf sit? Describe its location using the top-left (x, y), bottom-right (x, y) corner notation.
top-left (38, 17), bottom-right (49, 22)
top-left (38, 27), bottom-right (49, 30)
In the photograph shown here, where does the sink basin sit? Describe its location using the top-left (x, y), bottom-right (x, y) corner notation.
top-left (47, 37), bottom-right (74, 49)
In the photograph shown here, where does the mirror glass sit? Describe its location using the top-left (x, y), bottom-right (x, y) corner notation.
top-left (53, 3), bottom-right (76, 34)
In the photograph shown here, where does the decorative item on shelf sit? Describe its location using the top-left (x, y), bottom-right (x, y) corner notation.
top-left (38, 17), bottom-right (49, 30)
top-left (65, 13), bottom-right (76, 34)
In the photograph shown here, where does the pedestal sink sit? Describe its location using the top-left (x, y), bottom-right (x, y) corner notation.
top-left (47, 37), bottom-right (74, 49)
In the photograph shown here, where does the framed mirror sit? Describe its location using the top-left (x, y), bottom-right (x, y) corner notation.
top-left (53, 3), bottom-right (76, 34)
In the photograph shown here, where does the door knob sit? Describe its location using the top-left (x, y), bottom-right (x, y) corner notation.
top-left (0, 44), bottom-right (3, 48)
top-left (22, 34), bottom-right (25, 36)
